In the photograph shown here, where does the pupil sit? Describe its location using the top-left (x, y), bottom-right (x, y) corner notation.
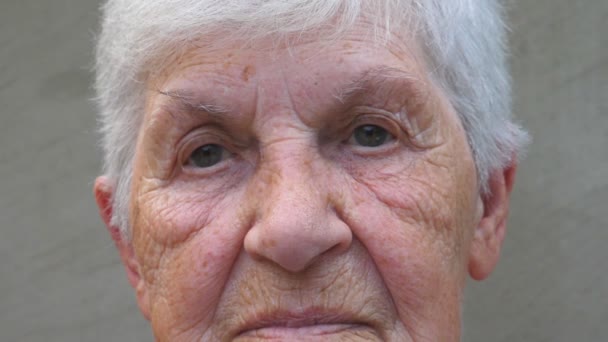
top-left (354, 125), bottom-right (388, 147)
top-left (190, 144), bottom-right (223, 167)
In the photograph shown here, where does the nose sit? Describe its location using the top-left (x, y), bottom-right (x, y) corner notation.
top-left (243, 152), bottom-right (352, 273)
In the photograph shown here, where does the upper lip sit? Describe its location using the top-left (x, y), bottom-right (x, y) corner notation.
top-left (236, 308), bottom-right (369, 335)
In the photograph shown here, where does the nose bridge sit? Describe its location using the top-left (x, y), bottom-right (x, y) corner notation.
top-left (261, 145), bottom-right (321, 213)
top-left (244, 142), bottom-right (352, 272)
top-left (256, 143), bottom-right (329, 238)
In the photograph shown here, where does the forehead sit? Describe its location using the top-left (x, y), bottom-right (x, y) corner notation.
top-left (147, 19), bottom-right (427, 88)
top-left (145, 28), bottom-right (432, 122)
top-left (148, 44), bottom-right (431, 136)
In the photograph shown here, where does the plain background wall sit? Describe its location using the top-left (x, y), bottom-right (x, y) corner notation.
top-left (0, 1), bottom-right (606, 341)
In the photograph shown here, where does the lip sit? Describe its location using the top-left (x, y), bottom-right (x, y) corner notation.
top-left (236, 309), bottom-right (372, 338)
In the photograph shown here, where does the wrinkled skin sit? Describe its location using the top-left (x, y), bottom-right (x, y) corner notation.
top-left (95, 24), bottom-right (516, 341)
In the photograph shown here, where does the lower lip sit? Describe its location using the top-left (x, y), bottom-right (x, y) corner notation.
top-left (238, 323), bottom-right (369, 339)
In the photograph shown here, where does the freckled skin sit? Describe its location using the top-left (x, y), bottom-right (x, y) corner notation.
top-left (96, 23), bottom-right (514, 342)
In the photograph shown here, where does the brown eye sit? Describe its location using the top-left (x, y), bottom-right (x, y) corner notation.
top-left (188, 144), bottom-right (228, 168)
top-left (352, 125), bottom-right (391, 147)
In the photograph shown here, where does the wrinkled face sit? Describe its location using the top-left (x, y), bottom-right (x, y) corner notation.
top-left (124, 26), bottom-right (485, 341)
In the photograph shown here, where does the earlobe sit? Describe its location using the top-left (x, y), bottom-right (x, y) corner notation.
top-left (468, 164), bottom-right (517, 281)
top-left (93, 176), bottom-right (151, 320)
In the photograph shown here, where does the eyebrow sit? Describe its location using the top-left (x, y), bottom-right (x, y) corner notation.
top-left (156, 65), bottom-right (428, 121)
top-left (332, 66), bottom-right (428, 106)
top-left (156, 89), bottom-right (230, 119)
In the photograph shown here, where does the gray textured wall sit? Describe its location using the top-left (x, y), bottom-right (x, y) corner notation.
top-left (1, 1), bottom-right (606, 341)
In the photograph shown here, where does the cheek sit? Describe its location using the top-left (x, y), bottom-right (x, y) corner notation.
top-left (339, 182), bottom-right (465, 338)
top-left (348, 155), bottom-right (473, 257)
top-left (342, 185), bottom-right (447, 313)
top-left (131, 183), bottom-right (253, 337)
top-left (147, 233), bottom-right (242, 339)
top-left (339, 146), bottom-right (477, 322)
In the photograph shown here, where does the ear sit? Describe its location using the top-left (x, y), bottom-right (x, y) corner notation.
top-left (94, 176), bottom-right (150, 320)
top-left (468, 163), bottom-right (518, 281)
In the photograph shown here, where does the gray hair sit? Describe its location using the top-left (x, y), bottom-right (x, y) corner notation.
top-left (95, 0), bottom-right (529, 237)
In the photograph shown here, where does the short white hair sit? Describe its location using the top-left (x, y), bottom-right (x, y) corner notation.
top-left (95, 0), bottom-right (529, 237)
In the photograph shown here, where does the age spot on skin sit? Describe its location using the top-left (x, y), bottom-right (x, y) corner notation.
top-left (242, 65), bottom-right (256, 82)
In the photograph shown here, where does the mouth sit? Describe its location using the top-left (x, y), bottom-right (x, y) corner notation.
top-left (235, 309), bottom-right (375, 339)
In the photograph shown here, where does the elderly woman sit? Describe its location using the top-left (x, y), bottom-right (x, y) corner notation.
top-left (93, 0), bottom-right (528, 340)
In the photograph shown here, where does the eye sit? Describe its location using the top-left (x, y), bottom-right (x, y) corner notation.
top-left (187, 144), bottom-right (229, 168)
top-left (350, 124), bottom-right (392, 147)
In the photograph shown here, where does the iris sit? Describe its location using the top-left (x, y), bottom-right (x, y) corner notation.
top-left (353, 125), bottom-right (389, 147)
top-left (189, 144), bottom-right (225, 168)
